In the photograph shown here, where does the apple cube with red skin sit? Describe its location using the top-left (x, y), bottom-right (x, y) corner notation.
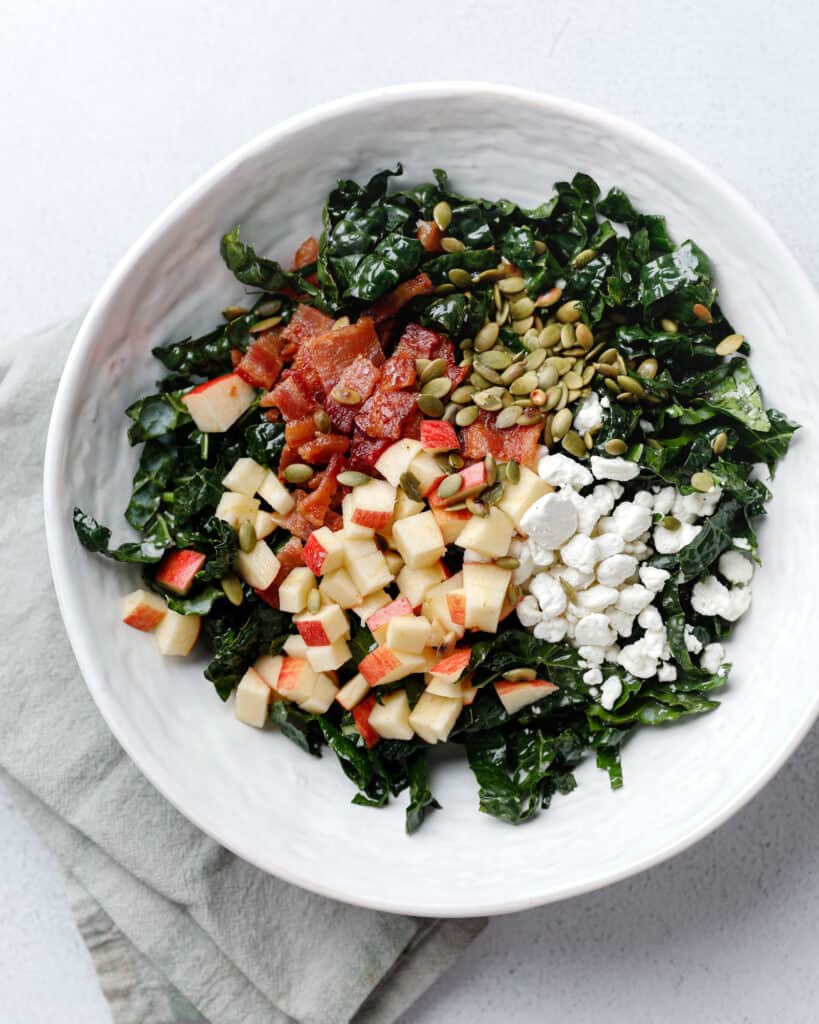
top-left (156, 609), bottom-right (200, 656)
top-left (353, 694), bottom-right (380, 748)
top-left (462, 562), bottom-right (512, 633)
top-left (461, 680), bottom-right (478, 705)
top-left (257, 470), bottom-right (295, 515)
top-left (236, 541), bottom-right (280, 590)
top-left (352, 589), bottom-right (391, 623)
top-left (369, 690), bottom-right (414, 740)
top-left (343, 539), bottom-right (394, 596)
top-left (294, 603), bottom-right (349, 646)
top-left (254, 654), bottom-right (283, 691)
top-left (300, 672), bottom-right (339, 714)
top-left (366, 596), bottom-right (414, 634)
top-left (182, 373), bottom-right (256, 433)
top-left (347, 478), bottom-right (396, 530)
top-left (154, 549), bottom-right (207, 596)
top-left (425, 676), bottom-right (463, 699)
top-left (302, 527), bottom-right (345, 576)
top-left (420, 420), bottom-right (459, 453)
top-left (342, 493), bottom-right (375, 539)
top-left (393, 490), bottom-right (425, 521)
top-left (428, 460), bottom-right (488, 508)
top-left (222, 457), bottom-right (266, 497)
top-left (407, 451), bottom-right (445, 496)
top-left (121, 589), bottom-right (167, 632)
top-left (283, 633), bottom-right (308, 657)
top-left (421, 572), bottom-right (465, 638)
top-left (494, 679), bottom-right (558, 715)
top-left (374, 439), bottom-right (423, 487)
top-left (234, 667), bottom-right (272, 727)
top-left (431, 505), bottom-right (471, 544)
top-left (428, 647), bottom-right (472, 684)
top-left (305, 638), bottom-right (351, 673)
top-left (396, 563), bottom-right (447, 608)
top-left (319, 567), bottom-right (361, 609)
top-left (278, 567), bottom-right (315, 613)
top-left (275, 657), bottom-right (317, 703)
top-left (446, 589), bottom-right (466, 626)
top-left (456, 506), bottom-right (515, 559)
top-left (409, 692), bottom-right (463, 744)
top-left (336, 673), bottom-right (370, 711)
top-left (497, 465), bottom-right (552, 529)
top-left (358, 646), bottom-right (427, 686)
top-left (385, 615), bottom-right (431, 655)
top-left (392, 511), bottom-right (445, 569)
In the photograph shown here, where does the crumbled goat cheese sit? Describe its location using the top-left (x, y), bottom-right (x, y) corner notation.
top-left (658, 662), bottom-right (678, 682)
top-left (733, 537), bottom-right (751, 550)
top-left (575, 584), bottom-right (620, 612)
top-left (653, 521), bottom-right (701, 554)
top-left (537, 452), bottom-right (594, 489)
top-left (617, 584), bottom-right (654, 615)
top-left (700, 642), bottom-right (726, 674)
top-left (618, 637), bottom-right (661, 678)
top-left (639, 566), bottom-right (670, 592)
top-left (520, 493), bottom-right (578, 548)
top-left (594, 532), bottom-right (625, 560)
top-left (516, 595), bottom-right (542, 628)
top-left (718, 549), bottom-right (754, 584)
top-left (529, 574), bottom-right (567, 617)
top-left (583, 667), bottom-right (603, 687)
top-left (578, 644), bottom-right (607, 665)
top-left (599, 676), bottom-right (623, 710)
top-left (639, 418), bottom-right (655, 433)
top-left (613, 501), bottom-right (653, 541)
top-left (653, 486), bottom-right (676, 515)
top-left (605, 480), bottom-right (625, 500)
top-left (533, 617), bottom-right (568, 642)
top-left (528, 539), bottom-right (555, 567)
top-left (684, 625), bottom-right (703, 654)
top-left (634, 490), bottom-right (655, 508)
top-left (561, 533), bottom-right (598, 574)
top-left (575, 613), bottom-right (616, 647)
top-left (590, 456), bottom-right (640, 482)
top-left (637, 605), bottom-right (663, 631)
top-left (691, 575), bottom-right (752, 621)
top-left (597, 553), bottom-right (638, 587)
top-left (606, 607), bottom-right (635, 637)
top-left (572, 392), bottom-right (603, 433)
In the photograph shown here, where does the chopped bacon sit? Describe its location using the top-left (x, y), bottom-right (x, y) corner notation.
top-left (277, 536), bottom-right (305, 568)
top-left (290, 236), bottom-right (319, 271)
top-left (298, 454), bottom-right (345, 527)
top-left (280, 304), bottom-right (334, 355)
top-left (262, 368), bottom-right (322, 420)
top-left (460, 411), bottom-right (542, 468)
top-left (325, 356), bottom-right (382, 433)
top-left (400, 408), bottom-right (423, 440)
top-left (284, 415), bottom-right (318, 447)
top-left (298, 432), bottom-right (350, 465)
top-left (378, 354), bottom-right (416, 392)
top-left (294, 318), bottom-right (384, 396)
top-left (369, 273), bottom-right (433, 323)
top-left (355, 390), bottom-right (418, 439)
top-left (235, 328), bottom-right (285, 389)
top-left (254, 581), bottom-right (280, 608)
top-left (348, 432), bottom-right (393, 473)
top-left (278, 445), bottom-right (301, 478)
top-left (276, 495), bottom-right (314, 540)
top-left (325, 509), bottom-right (344, 532)
top-left (394, 322), bottom-right (444, 360)
top-left (416, 220), bottom-right (443, 253)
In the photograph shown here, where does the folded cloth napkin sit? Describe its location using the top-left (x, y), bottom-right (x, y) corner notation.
top-left (0, 320), bottom-right (485, 1024)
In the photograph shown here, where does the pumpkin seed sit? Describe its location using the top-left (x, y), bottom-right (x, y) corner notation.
top-left (512, 316), bottom-right (534, 335)
top-left (560, 323), bottom-right (576, 348)
top-left (496, 405), bottom-right (523, 429)
top-left (660, 318), bottom-right (678, 334)
top-left (693, 303), bottom-right (713, 323)
top-left (562, 371), bottom-right (584, 390)
top-left (506, 459), bottom-right (521, 484)
top-left (501, 362), bottom-right (526, 386)
top-left (474, 389), bottom-right (504, 411)
top-left (495, 556), bottom-right (520, 570)
top-left (337, 470), bottom-right (371, 487)
top-left (440, 236), bottom-right (465, 253)
top-left (562, 430), bottom-right (587, 459)
top-left (466, 497), bottom-right (489, 517)
top-left (498, 276), bottom-right (526, 294)
top-left (452, 385), bottom-right (476, 404)
top-left (433, 200), bottom-right (453, 230)
top-left (417, 394), bottom-right (445, 417)
top-left (535, 286), bottom-right (563, 308)
top-left (448, 268), bottom-right (473, 289)
top-left (449, 452), bottom-right (464, 470)
top-left (456, 405), bottom-right (480, 427)
top-left (255, 298), bottom-right (282, 317)
top-left (222, 304), bottom-right (248, 320)
top-left (507, 583), bottom-right (522, 605)
top-left (483, 482), bottom-right (505, 505)
top-left (415, 357), bottom-right (432, 375)
top-left (399, 471), bottom-right (422, 501)
top-left (539, 323), bottom-right (563, 349)
top-left (533, 240), bottom-right (547, 255)
top-left (473, 362), bottom-right (503, 386)
top-left (284, 463), bottom-right (314, 484)
top-left (480, 348), bottom-right (513, 370)
top-left (538, 364), bottom-right (560, 390)
top-left (434, 283), bottom-right (456, 295)
top-left (421, 372), bottom-right (454, 395)
top-left (509, 371), bottom-right (538, 395)
top-left (434, 453), bottom-right (453, 474)
top-left (541, 417), bottom-right (554, 447)
top-left (596, 362), bottom-right (619, 378)
top-left (691, 470), bottom-right (715, 492)
top-left (524, 348), bottom-right (547, 371)
top-left (572, 247), bottom-right (597, 268)
top-left (313, 408), bottom-right (331, 433)
top-left (331, 384), bottom-right (362, 405)
top-left (543, 385), bottom-right (562, 411)
top-left (420, 358), bottom-right (449, 385)
top-left (598, 348), bottom-right (619, 365)
top-left (476, 266), bottom-right (507, 283)
top-left (559, 578), bottom-right (578, 603)
top-left (583, 431), bottom-right (594, 450)
top-left (436, 474), bottom-right (463, 500)
top-left (510, 297), bottom-right (535, 319)
top-left (238, 520), bottom-right (257, 552)
top-left (662, 515), bottom-right (681, 531)
top-left (581, 365), bottom-right (596, 385)
top-left (220, 575), bottom-right (244, 606)
top-left (249, 315), bottom-right (282, 334)
top-left (503, 667), bottom-right (535, 681)
top-left (551, 408), bottom-right (573, 439)
top-left (470, 370), bottom-right (492, 389)
top-left (604, 438), bottom-right (627, 455)
top-left (474, 321), bottom-right (499, 352)
top-left (556, 299), bottom-right (583, 323)
top-left (715, 333), bottom-right (744, 356)
top-left (307, 588), bottom-right (321, 614)
top-left (637, 357), bottom-right (659, 379)
top-left (712, 431), bottom-right (728, 455)
top-left (443, 402), bottom-right (459, 423)
top-left (646, 438), bottom-right (662, 450)
top-left (460, 352), bottom-right (474, 368)
top-left (617, 374), bottom-right (645, 397)
top-left (574, 323), bottom-right (594, 350)
top-left (495, 302), bottom-right (510, 326)
top-left (518, 409), bottom-right (545, 426)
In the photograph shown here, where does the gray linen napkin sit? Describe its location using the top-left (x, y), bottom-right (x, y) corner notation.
top-left (0, 319), bottom-right (485, 1024)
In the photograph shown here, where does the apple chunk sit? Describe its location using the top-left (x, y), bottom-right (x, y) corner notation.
top-left (385, 615), bottom-right (431, 655)
top-left (392, 511), bottom-right (445, 569)
top-left (235, 540), bottom-right (280, 590)
top-left (305, 638), bottom-right (351, 673)
top-left (369, 690), bottom-right (414, 740)
top-left (294, 603), bottom-right (349, 646)
top-left (407, 451), bottom-right (445, 496)
top-left (215, 492), bottom-right (260, 529)
top-left (347, 478), bottom-right (396, 530)
top-left (409, 692), bottom-right (463, 744)
top-left (396, 563), bottom-right (447, 608)
top-left (234, 667), bottom-right (272, 727)
top-left (352, 589), bottom-right (391, 623)
top-left (278, 567), bottom-right (315, 613)
top-left (431, 505), bottom-right (471, 544)
top-left (494, 679), bottom-right (558, 714)
top-left (121, 589), bottom-right (167, 632)
top-left (257, 470), bottom-right (295, 515)
top-left (374, 439), bottom-right (423, 487)
top-left (283, 633), bottom-right (308, 657)
top-left (222, 457), bottom-right (267, 497)
top-left (428, 647), bottom-right (472, 684)
top-left (343, 539), bottom-right (394, 596)
top-left (462, 562), bottom-right (512, 633)
top-left (253, 654), bottom-right (283, 690)
top-left (358, 647), bottom-right (427, 686)
top-left (319, 567), bottom-right (361, 609)
top-left (498, 465), bottom-right (552, 530)
top-left (455, 506), bottom-right (514, 559)
top-left (155, 609), bottom-right (200, 656)
top-left (300, 672), bottom-right (339, 714)
top-left (182, 373), bottom-right (256, 433)
top-left (336, 672), bottom-right (370, 710)
top-left (302, 526), bottom-right (345, 576)
top-left (366, 596), bottom-right (414, 634)
top-left (154, 549), bottom-right (207, 596)
top-left (275, 657), bottom-right (317, 702)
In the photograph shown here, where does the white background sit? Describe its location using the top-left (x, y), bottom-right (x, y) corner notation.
top-left (1, 1), bottom-right (817, 1021)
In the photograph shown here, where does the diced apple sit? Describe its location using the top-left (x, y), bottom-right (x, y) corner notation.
top-left (352, 694), bottom-right (380, 748)
top-left (295, 603), bottom-right (350, 646)
top-left (494, 679), bottom-right (558, 714)
top-left (344, 539), bottom-right (394, 596)
top-left (374, 439), bottom-right (423, 487)
top-left (121, 589), bottom-right (166, 632)
top-left (425, 676), bottom-right (463, 699)
top-left (431, 505), bottom-right (471, 544)
top-left (258, 470), bottom-right (295, 515)
top-left (498, 465), bottom-right (552, 530)
top-left (383, 550), bottom-right (404, 575)
top-left (342, 493), bottom-right (375, 539)
top-left (319, 567), bottom-right (361, 609)
top-left (182, 373), bottom-right (256, 433)
top-left (283, 633), bottom-right (308, 657)
top-left (409, 692), bottom-right (463, 744)
top-left (302, 526), bottom-right (345, 576)
top-left (215, 491), bottom-right (260, 529)
top-left (300, 672), bottom-right (339, 714)
top-left (222, 457), bottom-right (267, 497)
top-left (428, 647), bottom-right (472, 684)
top-left (461, 679), bottom-right (478, 705)
top-left (446, 589), bottom-right (466, 626)
top-left (421, 571), bottom-right (465, 638)
top-left (397, 563), bottom-right (447, 608)
top-left (154, 549), bottom-right (206, 596)
top-left (392, 511), bottom-right (445, 569)
top-left (352, 589), bottom-right (391, 623)
top-left (428, 460), bottom-right (487, 508)
top-left (407, 450), bottom-right (446, 496)
top-left (336, 672), bottom-right (370, 710)
top-left (366, 596), bottom-right (414, 633)
top-left (254, 654), bottom-right (283, 690)
top-left (236, 540), bottom-right (280, 590)
top-left (394, 490), bottom-right (425, 520)
top-left (420, 420), bottom-right (459, 452)
top-left (385, 615), bottom-right (432, 654)
top-left (234, 667), bottom-right (272, 727)
top-left (254, 510), bottom-right (277, 540)
top-left (455, 506), bottom-right (515, 559)
top-left (369, 690), bottom-right (414, 740)
top-left (347, 479), bottom-right (396, 530)
top-left (359, 646), bottom-right (428, 686)
top-left (305, 638), bottom-right (352, 673)
top-left (426, 619), bottom-right (449, 648)
top-left (463, 562), bottom-right (512, 633)
top-left (155, 609), bottom-right (200, 656)
top-left (275, 657), bottom-right (317, 702)
top-left (278, 567), bottom-right (316, 613)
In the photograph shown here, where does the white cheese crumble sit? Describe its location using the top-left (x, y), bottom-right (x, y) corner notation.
top-left (718, 549), bottom-right (754, 584)
top-left (700, 642), bottom-right (726, 674)
top-left (520, 493), bottom-right (578, 548)
top-left (537, 452), bottom-right (594, 489)
top-left (690, 575), bottom-right (752, 621)
top-left (572, 393), bottom-right (603, 434)
top-left (599, 676), bottom-right (623, 710)
top-left (590, 455), bottom-right (640, 482)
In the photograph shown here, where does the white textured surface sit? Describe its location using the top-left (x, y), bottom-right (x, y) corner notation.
top-left (2, 0), bottom-right (818, 1020)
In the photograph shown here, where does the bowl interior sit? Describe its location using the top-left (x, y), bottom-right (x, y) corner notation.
top-left (45, 84), bottom-right (819, 916)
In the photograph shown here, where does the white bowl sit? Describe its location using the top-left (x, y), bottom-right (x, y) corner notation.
top-left (44, 83), bottom-right (819, 917)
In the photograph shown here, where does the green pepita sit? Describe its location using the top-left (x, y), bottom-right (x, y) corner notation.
top-left (507, 583), bottom-right (522, 605)
top-left (417, 393), bottom-right (445, 417)
top-left (313, 408), bottom-right (331, 433)
top-left (562, 371), bottom-right (584, 390)
top-left (518, 409), bottom-right (545, 427)
top-left (452, 385), bottom-right (476, 404)
top-left (466, 497), bottom-right (488, 517)
top-left (498, 276), bottom-right (526, 294)
top-left (249, 315), bottom-right (282, 334)
top-left (691, 471), bottom-right (715, 492)
top-left (604, 438), bottom-right (627, 456)
top-left (551, 408), bottom-right (573, 440)
top-left (474, 321), bottom-right (499, 352)
top-left (449, 452), bottom-right (465, 470)
top-left (617, 374), bottom-right (645, 397)
top-left (220, 575), bottom-right (244, 606)
top-left (448, 268), bottom-right (473, 289)
top-left (480, 348), bottom-right (513, 370)
top-left (330, 385), bottom-right (362, 406)
top-left (561, 430), bottom-right (587, 459)
top-left (421, 367), bottom-right (451, 393)
top-left (662, 515), bottom-right (681, 531)
top-left (440, 236), bottom-right (465, 253)
top-left (502, 667), bottom-right (535, 681)
top-left (473, 361), bottom-right (503, 385)
top-left (337, 471), bottom-right (372, 487)
top-left (495, 405), bottom-right (523, 429)
top-left (660, 318), bottom-right (678, 334)
top-left (222, 304), bottom-right (248, 320)
top-left (524, 348), bottom-right (547, 371)
top-left (483, 482), bottom-right (505, 505)
top-left (455, 405), bottom-right (480, 427)
top-left (437, 474), bottom-right (463, 500)
top-left (715, 333), bottom-right (745, 356)
top-left (501, 362), bottom-right (526, 386)
top-left (512, 316), bottom-right (535, 335)
top-left (474, 388), bottom-right (504, 411)
top-left (572, 248), bottom-right (597, 268)
top-left (399, 471), bottom-right (422, 502)
top-left (433, 200), bottom-right (452, 230)
top-left (538, 365), bottom-right (560, 390)
top-left (637, 357), bottom-right (659, 380)
top-left (509, 371), bottom-right (539, 396)
top-left (495, 556), bottom-right (520, 570)
top-left (283, 463), bottom-right (314, 485)
top-left (712, 431), bottom-right (729, 455)
top-left (510, 297), bottom-right (535, 320)
top-left (556, 299), bottom-right (583, 323)
top-left (238, 520), bottom-right (257, 552)
top-left (484, 453), bottom-right (498, 486)
top-left (506, 459), bottom-right (521, 484)
top-left (539, 323), bottom-right (563, 349)
top-left (575, 323), bottom-right (594, 349)
top-left (560, 323), bottom-right (576, 348)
